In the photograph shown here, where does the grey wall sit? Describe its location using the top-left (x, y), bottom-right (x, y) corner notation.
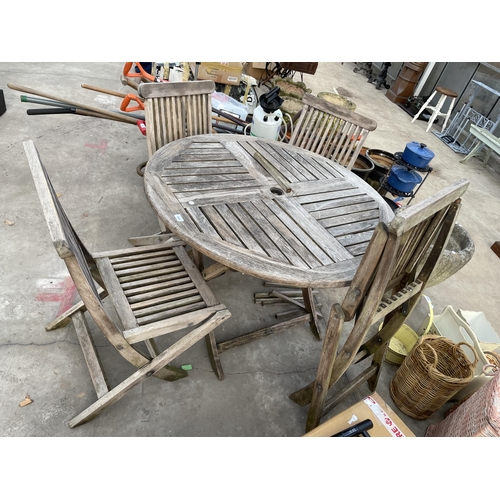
top-left (373, 62), bottom-right (500, 128)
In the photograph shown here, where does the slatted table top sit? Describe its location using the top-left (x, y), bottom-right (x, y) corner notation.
top-left (144, 135), bottom-right (394, 288)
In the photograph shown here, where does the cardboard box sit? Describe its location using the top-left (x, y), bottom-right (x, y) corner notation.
top-left (191, 62), bottom-right (243, 86)
top-left (303, 392), bottom-right (415, 437)
top-left (242, 62), bottom-right (276, 81)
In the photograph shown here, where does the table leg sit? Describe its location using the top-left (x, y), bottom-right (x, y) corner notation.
top-left (302, 288), bottom-right (321, 340)
top-left (482, 146), bottom-right (493, 167)
top-left (191, 248), bottom-right (204, 272)
top-left (268, 289), bottom-right (322, 340)
top-left (459, 142), bottom-right (481, 164)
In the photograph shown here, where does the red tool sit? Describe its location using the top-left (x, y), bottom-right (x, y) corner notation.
top-left (123, 62), bottom-right (157, 82)
top-left (136, 120), bottom-right (147, 136)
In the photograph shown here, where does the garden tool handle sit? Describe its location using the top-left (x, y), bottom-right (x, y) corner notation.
top-left (27, 107), bottom-right (75, 115)
top-left (120, 93), bottom-right (145, 113)
top-left (123, 62), bottom-right (155, 82)
top-left (331, 419), bottom-right (373, 437)
top-left (81, 84), bottom-right (132, 100)
top-left (136, 120), bottom-right (146, 136)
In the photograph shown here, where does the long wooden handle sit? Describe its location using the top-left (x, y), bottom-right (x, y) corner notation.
top-left (8, 83), bottom-right (137, 124)
top-left (81, 84), bottom-right (145, 102)
top-left (74, 108), bottom-right (129, 122)
top-left (81, 84), bottom-right (127, 99)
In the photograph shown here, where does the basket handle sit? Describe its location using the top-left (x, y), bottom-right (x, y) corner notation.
top-left (418, 339), bottom-right (439, 370)
top-left (420, 295), bottom-right (434, 336)
top-left (454, 341), bottom-right (478, 367)
top-left (484, 350), bottom-right (500, 366)
top-left (482, 363), bottom-right (498, 377)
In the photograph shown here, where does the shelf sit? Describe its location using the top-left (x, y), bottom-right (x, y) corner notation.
top-left (393, 152), bottom-right (434, 172)
top-left (379, 179), bottom-right (415, 198)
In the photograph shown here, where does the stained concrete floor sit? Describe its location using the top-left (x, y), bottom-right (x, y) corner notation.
top-left (1, 62), bottom-right (500, 437)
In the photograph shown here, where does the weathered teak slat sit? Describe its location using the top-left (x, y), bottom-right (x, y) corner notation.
top-left (130, 80), bottom-right (216, 241)
top-left (138, 81), bottom-right (215, 158)
top-left (288, 93), bottom-right (378, 170)
top-left (144, 135), bottom-right (393, 288)
top-left (287, 178), bottom-right (470, 433)
top-left (24, 140), bottom-right (231, 427)
top-left (144, 134), bottom-right (394, 373)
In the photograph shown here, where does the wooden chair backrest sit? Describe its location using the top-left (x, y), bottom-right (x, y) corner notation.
top-left (289, 93), bottom-right (377, 169)
top-left (343, 179), bottom-right (470, 323)
top-left (138, 80), bottom-right (215, 157)
top-left (322, 178), bottom-right (469, 402)
top-left (291, 178), bottom-right (471, 429)
top-left (24, 141), bottom-right (101, 303)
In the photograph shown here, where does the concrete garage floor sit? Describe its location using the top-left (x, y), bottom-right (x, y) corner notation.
top-left (1, 62), bottom-right (500, 438)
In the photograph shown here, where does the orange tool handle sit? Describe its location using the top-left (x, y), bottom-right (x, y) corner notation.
top-left (120, 93), bottom-right (145, 112)
top-left (123, 62), bottom-right (155, 82)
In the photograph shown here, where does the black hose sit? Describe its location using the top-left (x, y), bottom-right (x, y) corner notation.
top-left (27, 107), bottom-right (75, 115)
top-left (212, 123), bottom-right (245, 135)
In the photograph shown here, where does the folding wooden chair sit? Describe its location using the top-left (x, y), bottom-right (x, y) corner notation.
top-left (130, 80), bottom-right (216, 252)
top-left (288, 93), bottom-right (377, 169)
top-left (24, 140), bottom-right (230, 427)
top-left (288, 179), bottom-right (470, 432)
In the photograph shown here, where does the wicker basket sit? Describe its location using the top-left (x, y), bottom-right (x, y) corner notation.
top-left (390, 335), bottom-right (478, 419)
top-left (426, 365), bottom-right (500, 437)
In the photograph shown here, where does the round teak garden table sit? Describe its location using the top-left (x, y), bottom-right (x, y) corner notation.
top-left (144, 134), bottom-right (394, 342)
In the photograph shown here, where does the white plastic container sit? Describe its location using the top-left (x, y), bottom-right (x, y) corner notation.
top-left (458, 309), bottom-right (500, 349)
top-left (250, 105), bottom-right (283, 140)
top-left (428, 305), bottom-right (492, 399)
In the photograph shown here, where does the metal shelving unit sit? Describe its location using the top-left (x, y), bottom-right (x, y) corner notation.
top-left (378, 155), bottom-right (433, 206)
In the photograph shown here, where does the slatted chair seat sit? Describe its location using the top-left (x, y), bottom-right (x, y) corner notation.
top-left (288, 93), bottom-right (377, 169)
top-left (24, 140), bottom-right (230, 428)
top-left (288, 178), bottom-right (470, 433)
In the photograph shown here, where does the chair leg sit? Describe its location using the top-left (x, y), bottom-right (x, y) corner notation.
top-left (305, 304), bottom-right (344, 432)
top-left (191, 248), bottom-right (205, 272)
top-left (72, 310), bottom-right (110, 399)
top-left (302, 288), bottom-right (322, 340)
top-left (367, 341), bottom-right (389, 392)
top-left (202, 262), bottom-right (233, 281)
top-left (144, 338), bottom-right (188, 380)
top-left (441, 97), bottom-right (455, 132)
top-left (411, 91), bottom-right (436, 123)
top-left (426, 94), bottom-right (447, 132)
top-left (69, 308), bottom-right (231, 427)
top-left (205, 331), bottom-right (224, 380)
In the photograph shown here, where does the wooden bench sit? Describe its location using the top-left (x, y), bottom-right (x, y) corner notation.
top-left (460, 124), bottom-right (500, 166)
